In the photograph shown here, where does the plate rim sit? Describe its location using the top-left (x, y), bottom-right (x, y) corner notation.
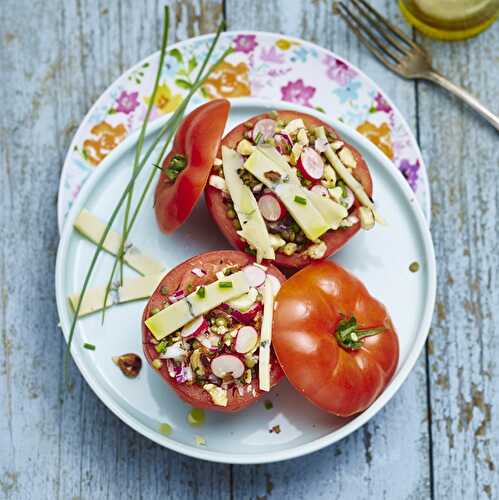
top-left (55, 98), bottom-right (436, 464)
top-left (57, 30), bottom-right (431, 232)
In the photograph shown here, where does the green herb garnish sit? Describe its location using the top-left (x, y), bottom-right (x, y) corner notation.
top-left (159, 423), bottom-right (172, 436)
top-left (294, 195), bottom-right (307, 205)
top-left (83, 343), bottom-right (96, 351)
top-left (264, 400), bottom-right (273, 410)
top-left (196, 286), bottom-right (206, 298)
top-left (155, 340), bottom-right (167, 353)
top-left (254, 131), bottom-right (263, 144)
top-left (187, 408), bottom-right (205, 426)
top-left (65, 9), bottom-right (232, 387)
top-left (409, 261), bottom-right (420, 273)
top-left (218, 281), bottom-right (233, 289)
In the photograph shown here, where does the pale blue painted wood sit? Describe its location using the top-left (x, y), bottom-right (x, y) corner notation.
top-left (1, 0), bottom-right (499, 498)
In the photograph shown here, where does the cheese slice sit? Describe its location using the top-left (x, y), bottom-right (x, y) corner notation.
top-left (69, 272), bottom-right (166, 317)
top-left (244, 149), bottom-right (329, 240)
top-left (145, 271), bottom-right (250, 340)
top-left (74, 209), bottom-right (164, 275)
top-left (222, 146), bottom-right (274, 262)
top-left (314, 127), bottom-right (385, 224)
top-left (307, 190), bottom-right (348, 230)
top-left (258, 277), bottom-right (274, 392)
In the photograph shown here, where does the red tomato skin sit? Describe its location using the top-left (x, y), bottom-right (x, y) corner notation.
top-left (142, 250), bottom-right (285, 413)
top-left (205, 110), bottom-right (373, 269)
top-left (272, 260), bottom-right (399, 417)
top-left (155, 99), bottom-right (230, 234)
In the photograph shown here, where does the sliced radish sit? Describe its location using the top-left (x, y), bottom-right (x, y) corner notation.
top-left (297, 147), bottom-right (325, 180)
top-left (168, 290), bottom-right (185, 303)
top-left (258, 193), bottom-right (286, 222)
top-left (257, 274), bottom-right (281, 297)
top-left (191, 267), bottom-right (206, 278)
top-left (252, 119), bottom-right (276, 143)
top-left (211, 354), bottom-right (245, 379)
top-left (310, 184), bottom-right (329, 198)
top-left (342, 187), bottom-right (355, 210)
top-left (242, 265), bottom-right (267, 288)
top-left (235, 326), bottom-right (258, 354)
top-left (180, 316), bottom-right (208, 339)
top-left (274, 132), bottom-right (292, 154)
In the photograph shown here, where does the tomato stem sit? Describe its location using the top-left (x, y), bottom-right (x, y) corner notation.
top-left (335, 316), bottom-right (385, 350)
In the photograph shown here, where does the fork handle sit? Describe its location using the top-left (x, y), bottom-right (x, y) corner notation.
top-left (424, 70), bottom-right (499, 132)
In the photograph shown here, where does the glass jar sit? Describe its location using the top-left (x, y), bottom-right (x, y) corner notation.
top-left (399, 0), bottom-right (499, 40)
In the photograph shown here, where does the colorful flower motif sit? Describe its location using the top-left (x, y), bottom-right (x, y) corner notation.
top-left (323, 55), bottom-right (356, 85)
top-left (281, 79), bottom-right (316, 107)
top-left (275, 38), bottom-right (299, 51)
top-left (356, 121), bottom-right (394, 159)
top-left (399, 159), bottom-right (420, 191)
top-left (332, 80), bottom-right (362, 103)
top-left (374, 92), bottom-right (392, 113)
top-left (260, 46), bottom-right (285, 64)
top-left (145, 83), bottom-right (183, 115)
top-left (115, 90), bottom-right (139, 114)
top-left (234, 34), bottom-right (258, 54)
top-left (82, 121), bottom-right (127, 166)
top-left (202, 61), bottom-right (251, 98)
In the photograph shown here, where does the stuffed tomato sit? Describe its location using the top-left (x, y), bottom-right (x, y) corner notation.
top-left (142, 250), bottom-right (285, 412)
top-left (205, 110), bottom-right (378, 268)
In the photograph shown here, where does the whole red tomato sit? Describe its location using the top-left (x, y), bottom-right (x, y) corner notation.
top-left (142, 250), bottom-right (285, 413)
top-left (272, 261), bottom-right (399, 417)
top-left (154, 99), bottom-right (230, 234)
top-left (205, 110), bottom-right (373, 268)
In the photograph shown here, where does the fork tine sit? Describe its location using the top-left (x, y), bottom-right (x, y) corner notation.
top-left (336, 3), bottom-right (402, 74)
top-left (337, 2), bottom-right (402, 64)
top-left (350, 0), bottom-right (411, 56)
top-left (354, 0), bottom-right (420, 51)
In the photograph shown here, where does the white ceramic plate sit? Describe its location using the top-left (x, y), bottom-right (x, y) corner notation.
top-left (55, 98), bottom-right (436, 464)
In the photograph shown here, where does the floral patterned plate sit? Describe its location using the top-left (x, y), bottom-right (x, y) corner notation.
top-left (57, 31), bottom-right (430, 231)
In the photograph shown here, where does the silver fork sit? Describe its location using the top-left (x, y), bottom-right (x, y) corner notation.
top-left (336, 0), bottom-right (499, 132)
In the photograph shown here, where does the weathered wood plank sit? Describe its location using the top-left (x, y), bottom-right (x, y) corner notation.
top-left (0, 1), bottom-right (227, 499)
top-left (224, 0), bottom-right (431, 497)
top-left (416, 21), bottom-right (499, 500)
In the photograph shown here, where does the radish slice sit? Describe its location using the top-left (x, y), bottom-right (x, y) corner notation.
top-left (310, 184), bottom-right (329, 198)
top-left (258, 193), bottom-right (286, 222)
top-left (235, 326), bottom-right (258, 354)
top-left (252, 119), bottom-right (276, 143)
top-left (191, 267), bottom-right (206, 277)
top-left (180, 316), bottom-right (208, 338)
top-left (168, 290), bottom-right (185, 304)
top-left (274, 132), bottom-right (292, 154)
top-left (297, 147), bottom-right (325, 180)
top-left (211, 354), bottom-right (245, 379)
top-left (242, 265), bottom-right (267, 288)
top-left (343, 187), bottom-right (355, 210)
top-left (258, 274), bottom-right (281, 297)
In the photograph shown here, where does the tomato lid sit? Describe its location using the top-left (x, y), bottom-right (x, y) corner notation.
top-left (154, 99), bottom-right (230, 234)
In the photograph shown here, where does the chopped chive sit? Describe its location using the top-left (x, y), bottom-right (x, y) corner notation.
top-left (83, 343), bottom-right (96, 351)
top-left (196, 286), bottom-right (206, 298)
top-left (187, 408), bottom-right (205, 426)
top-left (264, 400), bottom-right (273, 410)
top-left (155, 340), bottom-right (167, 353)
top-left (159, 423), bottom-right (172, 436)
top-left (409, 261), bottom-right (420, 273)
top-left (254, 131), bottom-right (263, 144)
top-left (294, 195), bottom-right (307, 205)
top-left (186, 283), bottom-right (194, 293)
top-left (218, 281), bottom-right (233, 289)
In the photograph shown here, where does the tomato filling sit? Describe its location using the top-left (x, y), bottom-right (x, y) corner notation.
top-left (144, 260), bottom-right (281, 408)
top-left (208, 111), bottom-right (374, 262)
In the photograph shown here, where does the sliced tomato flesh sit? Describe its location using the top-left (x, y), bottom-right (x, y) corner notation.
top-left (142, 250), bottom-right (285, 413)
top-left (154, 99), bottom-right (230, 234)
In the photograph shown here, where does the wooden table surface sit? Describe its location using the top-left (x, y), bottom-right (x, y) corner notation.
top-left (1, 1), bottom-right (498, 498)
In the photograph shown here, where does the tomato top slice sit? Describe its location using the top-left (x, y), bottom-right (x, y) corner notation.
top-left (154, 99), bottom-right (230, 234)
top-left (205, 110), bottom-right (373, 269)
top-left (142, 250), bottom-right (285, 413)
top-left (272, 261), bottom-right (399, 417)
